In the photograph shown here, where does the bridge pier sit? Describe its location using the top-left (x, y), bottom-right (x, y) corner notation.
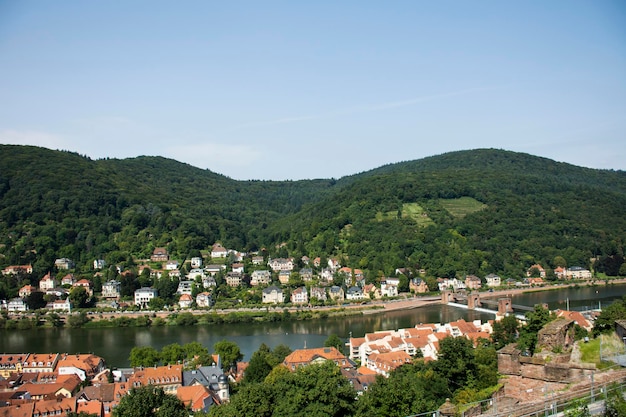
top-left (467, 292), bottom-right (481, 310)
top-left (498, 298), bottom-right (514, 315)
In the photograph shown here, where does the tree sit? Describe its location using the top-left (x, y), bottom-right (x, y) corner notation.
top-left (112, 386), bottom-right (187, 417)
top-left (129, 346), bottom-right (160, 367)
top-left (517, 304), bottom-right (555, 354)
top-left (160, 343), bottom-right (186, 365)
top-left (323, 334), bottom-right (344, 353)
top-left (69, 286), bottom-right (90, 308)
top-left (604, 383), bottom-right (626, 416)
top-left (67, 312), bottom-right (89, 328)
top-left (491, 315), bottom-right (519, 349)
top-left (214, 340), bottom-right (243, 371)
top-left (183, 342), bottom-right (214, 368)
top-left (242, 349), bottom-right (273, 385)
top-left (25, 291), bottom-right (47, 310)
top-left (432, 336), bottom-right (476, 396)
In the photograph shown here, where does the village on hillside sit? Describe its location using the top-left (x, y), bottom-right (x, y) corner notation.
top-left (0, 242), bottom-right (595, 314)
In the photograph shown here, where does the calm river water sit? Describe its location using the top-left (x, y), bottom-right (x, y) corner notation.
top-left (1, 283), bottom-right (624, 368)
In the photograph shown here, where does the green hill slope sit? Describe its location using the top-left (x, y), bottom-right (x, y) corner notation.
top-left (0, 145), bottom-right (624, 280)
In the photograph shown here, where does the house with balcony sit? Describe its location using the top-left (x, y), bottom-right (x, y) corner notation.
top-left (210, 243), bottom-right (229, 259)
top-left (310, 287), bottom-right (327, 302)
top-left (54, 258), bottom-right (75, 270)
top-left (196, 292), bottom-right (213, 308)
top-left (102, 280), bottom-right (121, 299)
top-left (268, 258), bottom-right (294, 272)
top-left (190, 257), bottom-right (203, 269)
top-left (381, 278), bottom-right (399, 297)
top-left (134, 287), bottom-right (158, 309)
top-left (39, 272), bottom-right (57, 291)
top-left (151, 247), bottom-right (169, 262)
top-left (225, 272), bottom-right (242, 287)
top-left (464, 275), bottom-right (482, 290)
top-left (250, 270), bottom-right (272, 286)
top-left (329, 286), bottom-right (345, 302)
top-left (346, 286), bottom-right (364, 300)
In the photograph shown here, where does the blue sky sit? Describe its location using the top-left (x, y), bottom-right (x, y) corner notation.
top-left (1, 1), bottom-right (624, 180)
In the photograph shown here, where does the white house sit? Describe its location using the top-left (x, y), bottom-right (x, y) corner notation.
top-left (268, 258), bottom-right (294, 272)
top-left (290, 287), bottom-right (308, 304)
top-left (262, 286), bottom-right (284, 304)
top-left (196, 292), bottom-right (213, 308)
top-left (346, 286), bottom-right (364, 300)
top-left (93, 259), bottom-right (106, 270)
top-left (210, 243), bottom-right (229, 258)
top-left (165, 261), bottom-right (179, 271)
top-left (102, 280), bottom-right (121, 299)
top-left (134, 287), bottom-right (158, 309)
top-left (8, 298), bottom-right (28, 312)
top-left (178, 294), bottom-right (193, 309)
top-left (190, 257), bottom-right (203, 269)
top-left (54, 258), bottom-right (75, 270)
top-left (381, 278), bottom-right (399, 297)
top-left (485, 274), bottom-right (501, 288)
top-left (231, 263), bottom-right (244, 274)
top-left (568, 267), bottom-right (592, 280)
top-left (177, 280), bottom-right (193, 295)
top-left (48, 299), bottom-right (71, 312)
top-left (39, 273), bottom-right (56, 291)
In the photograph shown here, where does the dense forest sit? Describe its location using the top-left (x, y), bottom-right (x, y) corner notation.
top-left (1, 145), bottom-right (625, 281)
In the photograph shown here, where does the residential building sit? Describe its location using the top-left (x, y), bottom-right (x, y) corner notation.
top-left (166, 260), bottom-right (179, 271)
top-left (127, 364), bottom-right (183, 395)
top-left (22, 353), bottom-right (60, 373)
top-left (485, 273), bottom-right (501, 288)
top-left (250, 270), bottom-right (271, 286)
top-left (346, 286), bottom-right (364, 300)
top-left (329, 286), bottom-right (345, 302)
top-left (526, 264), bottom-right (546, 278)
top-left (366, 351), bottom-right (412, 377)
top-left (299, 268), bottom-right (313, 282)
top-left (179, 294), bottom-right (193, 309)
top-left (102, 280), bottom-right (121, 299)
top-left (409, 278), bottom-right (429, 293)
top-left (568, 266), bottom-right (592, 280)
top-left (39, 272), bottom-right (56, 291)
top-left (225, 272), bottom-right (242, 287)
top-left (151, 247), bottom-right (169, 262)
top-left (464, 275), bottom-right (482, 290)
top-left (190, 257), bottom-right (203, 268)
top-left (210, 243), bottom-right (229, 258)
top-left (283, 347), bottom-right (352, 371)
top-left (8, 298), bottom-right (28, 312)
top-left (93, 259), bottom-right (106, 270)
top-left (381, 278), bottom-right (399, 297)
top-left (363, 284), bottom-right (381, 299)
top-left (177, 280), bottom-right (193, 295)
top-left (48, 299), bottom-right (71, 312)
top-left (252, 256), bottom-right (264, 266)
top-left (290, 287), bottom-right (308, 304)
top-left (310, 287), bottom-right (327, 302)
top-left (55, 258), bottom-right (75, 270)
top-left (268, 258), bottom-right (294, 272)
top-left (0, 353), bottom-right (28, 378)
top-left (18, 285), bottom-right (36, 298)
top-left (61, 273), bottom-right (76, 286)
top-left (262, 286), bottom-right (284, 304)
top-left (57, 353), bottom-right (106, 381)
top-left (134, 287), bottom-right (158, 309)
top-left (231, 263), bottom-right (244, 274)
top-left (2, 264), bottom-right (33, 275)
top-left (73, 279), bottom-right (93, 296)
top-left (196, 292), bottom-right (213, 308)
top-left (278, 270), bottom-right (291, 285)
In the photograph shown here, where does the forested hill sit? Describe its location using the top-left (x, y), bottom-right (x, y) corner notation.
top-left (1, 144), bottom-right (625, 279)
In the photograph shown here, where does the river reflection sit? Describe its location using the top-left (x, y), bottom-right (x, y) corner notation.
top-left (1, 283), bottom-right (625, 368)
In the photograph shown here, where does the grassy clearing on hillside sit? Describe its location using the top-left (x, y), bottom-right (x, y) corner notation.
top-left (376, 203), bottom-right (434, 226)
top-left (440, 197), bottom-right (487, 218)
top-left (579, 334), bottom-right (626, 370)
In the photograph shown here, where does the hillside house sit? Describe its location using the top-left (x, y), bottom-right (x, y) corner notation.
top-left (210, 243), bottom-right (228, 258)
top-left (526, 264), bottom-right (546, 278)
top-left (225, 272), bottom-right (242, 287)
top-left (290, 287), bottom-right (308, 304)
top-left (73, 279), bottom-right (93, 296)
top-left (464, 275), bottom-right (482, 290)
top-left (166, 261), bottom-right (179, 271)
top-left (179, 294), bottom-right (193, 309)
top-left (283, 347), bottom-right (352, 371)
top-left (381, 278), bottom-right (399, 297)
top-left (8, 298), bottom-right (28, 312)
top-left (310, 287), bottom-right (327, 301)
top-left (93, 259), bottom-right (106, 270)
top-left (196, 292), bottom-right (213, 308)
top-left (268, 258), bottom-right (294, 272)
top-left (346, 286), bottom-right (364, 300)
top-left (39, 272), bottom-right (56, 291)
top-left (329, 286), bottom-right (345, 301)
top-left (134, 287), bottom-right (158, 309)
top-left (262, 286), bottom-right (284, 304)
top-left (1, 264), bottom-right (33, 275)
top-left (54, 258), bottom-right (75, 270)
top-left (151, 247), bottom-right (169, 262)
top-left (278, 270), bottom-right (291, 285)
top-left (363, 283), bottom-right (381, 299)
top-left (299, 268), bottom-right (313, 282)
top-left (485, 273), bottom-right (501, 288)
top-left (410, 278), bottom-right (429, 293)
top-left (250, 270), bottom-right (271, 286)
top-left (177, 280), bottom-right (193, 295)
top-left (102, 280), bottom-right (121, 299)
top-left (231, 263), bottom-right (244, 274)
top-left (18, 285), bottom-right (36, 298)
top-left (190, 257), bottom-right (203, 268)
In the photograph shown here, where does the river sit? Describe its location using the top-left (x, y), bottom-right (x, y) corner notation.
top-left (1, 283), bottom-right (624, 368)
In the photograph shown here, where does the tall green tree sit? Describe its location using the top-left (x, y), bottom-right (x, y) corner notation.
top-left (112, 386), bottom-right (187, 417)
top-left (323, 334), bottom-right (344, 353)
top-left (214, 340), bottom-right (243, 371)
top-left (491, 315), bottom-right (520, 349)
top-left (129, 346), bottom-right (160, 367)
